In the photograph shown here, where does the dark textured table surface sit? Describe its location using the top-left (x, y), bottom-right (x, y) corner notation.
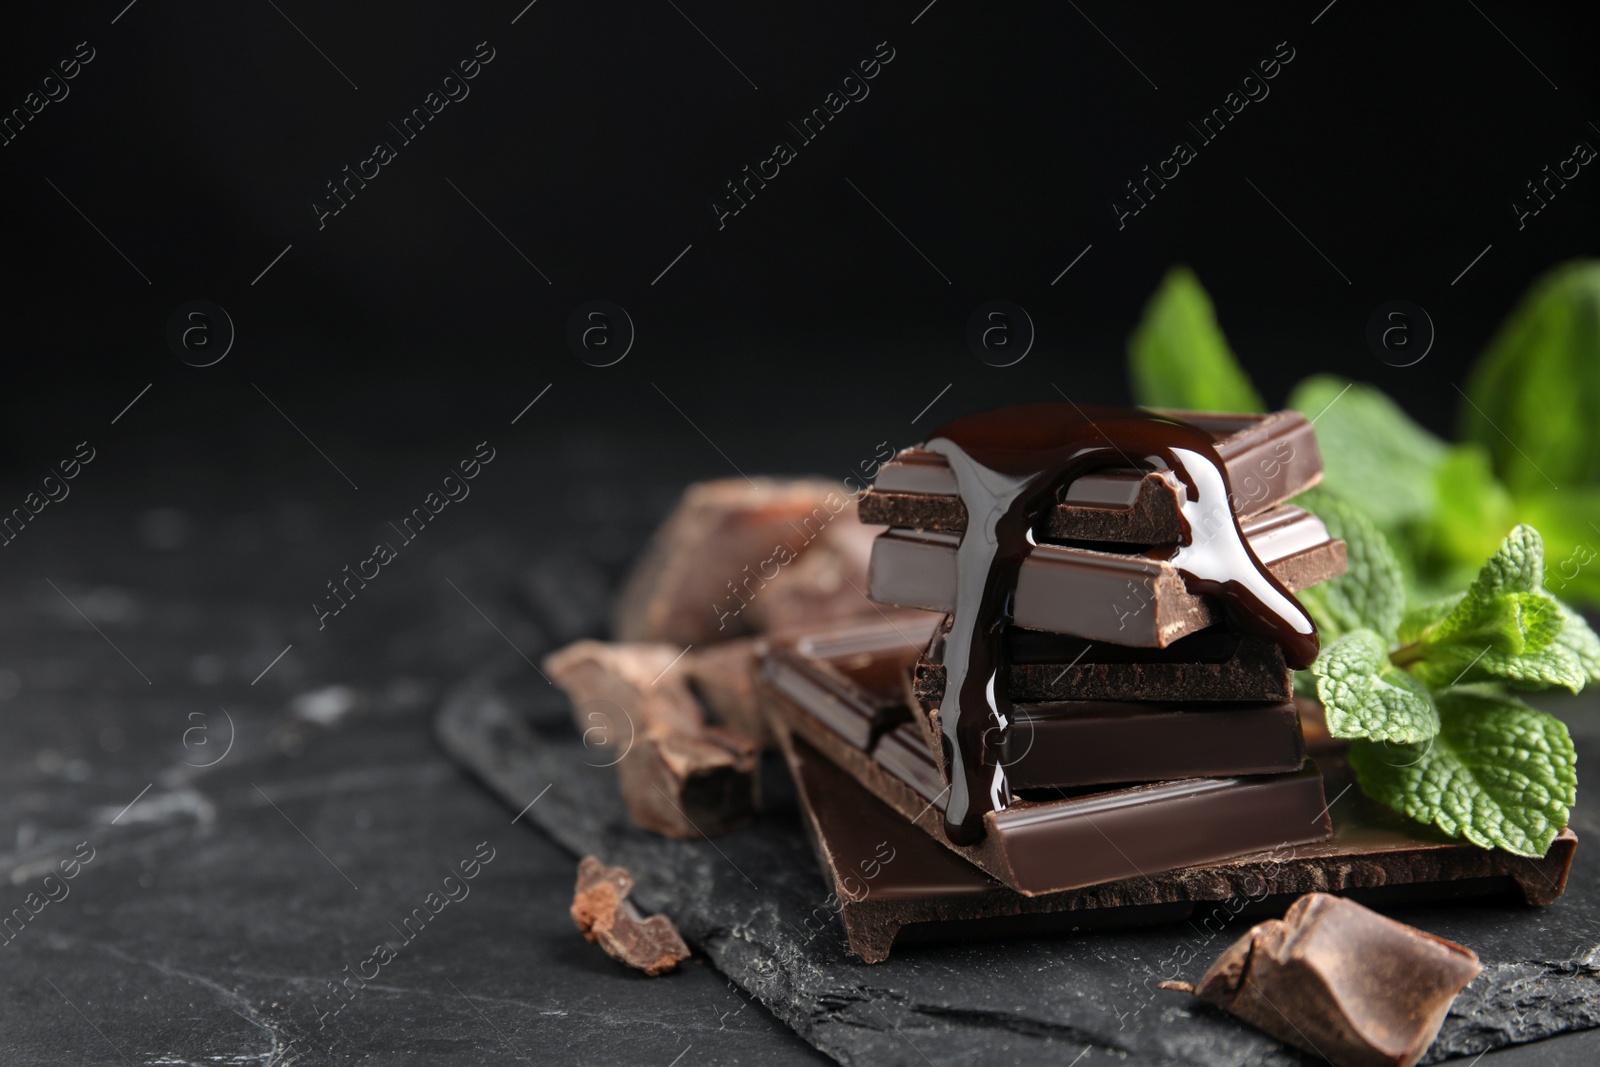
top-left (1, 432), bottom-right (1596, 1066)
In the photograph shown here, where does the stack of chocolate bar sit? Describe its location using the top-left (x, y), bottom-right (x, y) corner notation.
top-left (761, 407), bottom-right (1350, 901)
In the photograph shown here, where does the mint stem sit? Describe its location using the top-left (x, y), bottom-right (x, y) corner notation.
top-left (1389, 641), bottom-right (1426, 668)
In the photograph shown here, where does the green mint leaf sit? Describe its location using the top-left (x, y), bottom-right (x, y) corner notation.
top-left (1348, 688), bottom-right (1575, 857)
top-left (1311, 630), bottom-right (1438, 743)
top-left (1553, 600), bottom-right (1600, 686)
top-left (1286, 375), bottom-right (1448, 530)
top-left (1465, 523), bottom-right (1545, 598)
top-left (1296, 490), bottom-right (1406, 643)
top-left (1128, 267), bottom-right (1264, 413)
top-left (1420, 444), bottom-right (1516, 589)
top-left (1460, 259), bottom-right (1600, 496)
top-left (1398, 589), bottom-right (1585, 691)
top-left (1406, 629), bottom-right (1586, 692)
top-left (1396, 526), bottom-right (1582, 690)
top-left (1401, 590), bottom-right (1561, 657)
top-left (1519, 486), bottom-right (1600, 609)
top-left (1400, 526), bottom-right (1558, 649)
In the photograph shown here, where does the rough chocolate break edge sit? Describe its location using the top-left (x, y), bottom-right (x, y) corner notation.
top-left (859, 409), bottom-right (1322, 543)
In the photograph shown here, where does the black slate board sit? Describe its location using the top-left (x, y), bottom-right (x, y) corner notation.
top-left (438, 671), bottom-right (1600, 1067)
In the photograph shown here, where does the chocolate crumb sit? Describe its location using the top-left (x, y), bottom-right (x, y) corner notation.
top-left (571, 856), bottom-right (690, 977)
top-left (1165, 893), bottom-right (1481, 1067)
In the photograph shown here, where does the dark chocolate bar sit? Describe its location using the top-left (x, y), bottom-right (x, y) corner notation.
top-left (762, 647), bottom-right (1334, 895)
top-left (859, 410), bottom-right (1322, 543)
top-left (916, 622), bottom-right (1292, 704)
top-left (774, 688), bottom-right (1575, 964)
top-left (868, 506), bottom-right (1345, 648)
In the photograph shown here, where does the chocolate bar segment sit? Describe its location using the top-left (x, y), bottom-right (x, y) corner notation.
top-left (995, 700), bottom-right (1305, 788)
top-left (761, 646), bottom-right (1334, 895)
top-left (916, 622), bottom-right (1292, 704)
top-left (860, 410), bottom-right (1322, 542)
top-left (868, 506), bottom-right (1345, 648)
top-left (915, 620), bottom-right (1286, 703)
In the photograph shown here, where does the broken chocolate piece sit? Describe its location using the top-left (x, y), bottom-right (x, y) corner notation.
top-left (571, 856), bottom-right (691, 976)
top-left (859, 409), bottom-right (1323, 542)
top-left (681, 638), bottom-right (772, 747)
top-left (746, 514), bottom-right (882, 635)
top-left (1163, 893), bottom-right (1481, 1067)
top-left (545, 640), bottom-right (760, 838)
top-left (868, 506), bottom-right (1345, 649)
top-left (611, 478), bottom-right (878, 645)
top-left (762, 645), bottom-right (1334, 895)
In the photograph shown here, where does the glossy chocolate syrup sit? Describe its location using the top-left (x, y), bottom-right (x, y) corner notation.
top-left (924, 403), bottom-right (1317, 843)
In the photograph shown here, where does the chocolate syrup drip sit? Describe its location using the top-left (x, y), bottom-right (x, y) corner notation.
top-left (925, 403), bottom-right (1318, 844)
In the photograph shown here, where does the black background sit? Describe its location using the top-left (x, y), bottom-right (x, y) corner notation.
top-left (2, 1), bottom-right (1596, 488)
top-left (2, 5), bottom-right (1599, 1063)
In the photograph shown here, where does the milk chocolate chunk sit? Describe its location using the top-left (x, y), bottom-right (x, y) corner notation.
top-left (1164, 893), bottom-right (1481, 1067)
top-left (612, 477), bottom-right (878, 646)
top-left (571, 856), bottom-right (691, 976)
top-left (859, 409), bottom-right (1323, 542)
top-left (868, 505), bottom-right (1345, 649)
top-left (762, 645), bottom-right (1334, 895)
top-left (545, 640), bottom-right (759, 838)
top-left (915, 621), bottom-right (1293, 704)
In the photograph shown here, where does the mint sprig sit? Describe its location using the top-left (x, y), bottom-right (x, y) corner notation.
top-left (1303, 522), bottom-right (1593, 856)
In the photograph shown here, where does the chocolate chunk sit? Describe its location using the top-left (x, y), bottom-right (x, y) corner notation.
top-left (1163, 893), bottom-right (1482, 1067)
top-left (545, 640), bottom-right (760, 838)
top-left (682, 638), bottom-right (772, 747)
top-left (859, 409), bottom-right (1323, 542)
top-left (746, 515), bottom-right (882, 636)
top-left (868, 506), bottom-right (1345, 649)
top-left (916, 621), bottom-right (1293, 704)
top-left (762, 645), bottom-right (1334, 895)
top-left (611, 478), bottom-right (878, 645)
top-left (570, 856), bottom-right (691, 976)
